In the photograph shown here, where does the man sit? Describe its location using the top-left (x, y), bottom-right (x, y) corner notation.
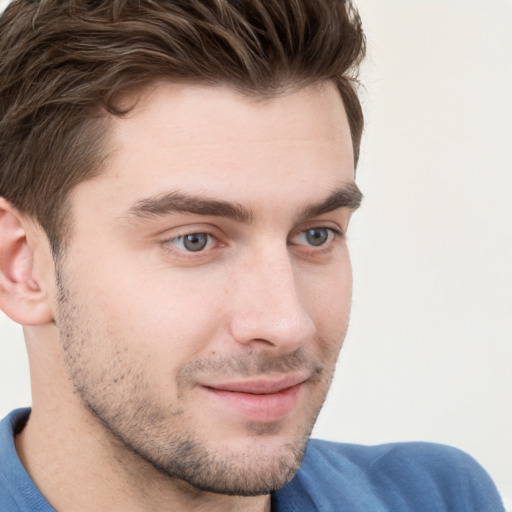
top-left (0, 0), bottom-right (504, 511)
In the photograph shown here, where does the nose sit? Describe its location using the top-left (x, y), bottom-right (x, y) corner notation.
top-left (228, 244), bottom-right (316, 355)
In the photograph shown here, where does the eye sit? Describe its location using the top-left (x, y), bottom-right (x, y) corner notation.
top-left (304, 228), bottom-right (330, 246)
top-left (167, 233), bottom-right (214, 252)
top-left (291, 227), bottom-right (338, 247)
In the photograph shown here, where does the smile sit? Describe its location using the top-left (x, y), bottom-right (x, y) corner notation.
top-left (200, 374), bottom-right (309, 423)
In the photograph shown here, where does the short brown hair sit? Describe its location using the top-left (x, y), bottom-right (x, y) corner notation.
top-left (0, 0), bottom-right (365, 254)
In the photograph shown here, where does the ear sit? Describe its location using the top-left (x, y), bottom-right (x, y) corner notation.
top-left (0, 198), bottom-right (55, 326)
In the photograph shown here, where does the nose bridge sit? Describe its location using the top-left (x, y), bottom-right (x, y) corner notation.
top-left (229, 241), bottom-right (315, 350)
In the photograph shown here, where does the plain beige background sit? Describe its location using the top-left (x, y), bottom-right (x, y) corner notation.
top-left (1, 0), bottom-right (511, 508)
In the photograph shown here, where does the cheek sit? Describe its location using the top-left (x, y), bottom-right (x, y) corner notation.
top-left (79, 263), bottom-right (228, 366)
top-left (301, 256), bottom-right (353, 324)
top-left (299, 257), bottom-right (352, 364)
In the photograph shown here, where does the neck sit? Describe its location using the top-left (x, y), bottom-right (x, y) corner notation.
top-left (16, 404), bottom-right (271, 512)
top-left (17, 328), bottom-right (271, 512)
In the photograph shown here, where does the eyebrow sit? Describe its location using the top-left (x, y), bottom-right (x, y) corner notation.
top-left (125, 191), bottom-right (253, 223)
top-left (124, 183), bottom-right (362, 224)
top-left (299, 182), bottom-right (363, 219)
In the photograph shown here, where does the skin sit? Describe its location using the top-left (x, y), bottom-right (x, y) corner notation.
top-left (0, 81), bottom-right (359, 511)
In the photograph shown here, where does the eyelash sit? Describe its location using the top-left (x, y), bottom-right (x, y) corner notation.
top-left (289, 226), bottom-right (343, 249)
top-left (166, 232), bottom-right (218, 253)
top-left (163, 226), bottom-right (343, 256)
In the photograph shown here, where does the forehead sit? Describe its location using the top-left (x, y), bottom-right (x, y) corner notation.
top-left (110, 81), bottom-right (352, 150)
top-left (71, 81), bottom-right (355, 218)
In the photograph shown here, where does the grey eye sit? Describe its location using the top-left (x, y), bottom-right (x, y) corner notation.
top-left (183, 233), bottom-right (209, 251)
top-left (305, 228), bottom-right (329, 246)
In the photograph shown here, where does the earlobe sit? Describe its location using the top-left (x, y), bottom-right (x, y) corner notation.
top-left (0, 198), bottom-right (54, 326)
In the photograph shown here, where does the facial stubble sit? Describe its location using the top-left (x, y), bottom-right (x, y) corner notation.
top-left (55, 267), bottom-right (343, 496)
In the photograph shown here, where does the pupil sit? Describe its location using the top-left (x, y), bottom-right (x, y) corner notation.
top-left (306, 228), bottom-right (328, 246)
top-left (184, 233), bottom-right (208, 251)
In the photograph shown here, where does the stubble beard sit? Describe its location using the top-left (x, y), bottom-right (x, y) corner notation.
top-left (55, 268), bottom-right (341, 496)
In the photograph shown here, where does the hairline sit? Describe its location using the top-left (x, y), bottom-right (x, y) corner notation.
top-left (52, 77), bottom-right (356, 259)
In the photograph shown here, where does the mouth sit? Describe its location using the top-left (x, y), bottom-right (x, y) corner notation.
top-left (200, 374), bottom-right (310, 423)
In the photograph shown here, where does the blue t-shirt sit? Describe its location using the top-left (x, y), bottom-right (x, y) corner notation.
top-left (0, 409), bottom-right (505, 511)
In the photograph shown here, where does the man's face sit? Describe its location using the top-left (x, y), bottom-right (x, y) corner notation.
top-left (55, 81), bottom-right (359, 495)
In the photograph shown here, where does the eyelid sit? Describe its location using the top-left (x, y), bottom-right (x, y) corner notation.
top-left (159, 222), bottom-right (221, 241)
top-left (166, 232), bottom-right (216, 252)
top-left (160, 224), bottom-right (226, 256)
top-left (288, 225), bottom-right (344, 248)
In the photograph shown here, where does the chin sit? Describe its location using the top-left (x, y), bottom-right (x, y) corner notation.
top-left (167, 443), bottom-right (304, 496)
top-left (137, 427), bottom-right (310, 496)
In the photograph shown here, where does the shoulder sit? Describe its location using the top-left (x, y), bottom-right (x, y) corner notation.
top-left (305, 438), bottom-right (493, 480)
top-left (0, 409), bottom-right (56, 512)
top-left (273, 439), bottom-right (504, 512)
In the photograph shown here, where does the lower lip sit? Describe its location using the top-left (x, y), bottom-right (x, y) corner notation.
top-left (203, 383), bottom-right (303, 423)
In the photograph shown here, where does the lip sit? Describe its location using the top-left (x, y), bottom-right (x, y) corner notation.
top-left (200, 374), bottom-right (309, 423)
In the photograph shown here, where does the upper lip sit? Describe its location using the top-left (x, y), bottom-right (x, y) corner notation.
top-left (203, 373), bottom-right (310, 395)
